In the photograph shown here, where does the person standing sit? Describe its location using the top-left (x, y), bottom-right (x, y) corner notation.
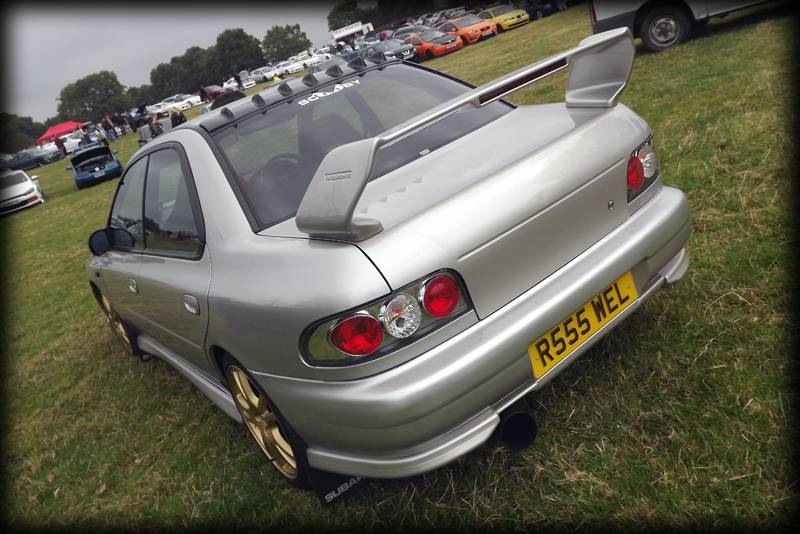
top-left (233, 71), bottom-right (243, 91)
top-left (101, 113), bottom-right (117, 142)
top-left (80, 129), bottom-right (93, 146)
top-left (147, 115), bottom-right (164, 139)
top-left (199, 85), bottom-right (207, 103)
top-left (169, 108), bottom-right (187, 128)
top-left (53, 136), bottom-right (66, 157)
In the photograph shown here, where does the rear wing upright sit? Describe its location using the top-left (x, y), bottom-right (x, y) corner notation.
top-left (296, 27), bottom-right (635, 242)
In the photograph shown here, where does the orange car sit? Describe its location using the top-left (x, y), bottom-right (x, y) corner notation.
top-left (402, 30), bottom-right (464, 61)
top-left (437, 14), bottom-right (498, 46)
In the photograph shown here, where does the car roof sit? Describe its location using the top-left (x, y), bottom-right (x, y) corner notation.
top-left (192, 58), bottom-right (419, 133)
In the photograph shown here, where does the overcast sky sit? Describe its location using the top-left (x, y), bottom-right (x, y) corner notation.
top-left (4, 2), bottom-right (337, 122)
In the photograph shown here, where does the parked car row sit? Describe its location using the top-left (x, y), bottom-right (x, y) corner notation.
top-left (381, 3), bottom-right (531, 63)
top-left (146, 93), bottom-right (203, 117)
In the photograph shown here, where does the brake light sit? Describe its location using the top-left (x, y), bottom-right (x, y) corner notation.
top-left (329, 314), bottom-right (383, 356)
top-left (478, 58), bottom-right (567, 105)
top-left (421, 275), bottom-right (460, 318)
top-left (628, 136), bottom-right (660, 203)
top-left (627, 156), bottom-right (644, 191)
top-left (301, 270), bottom-right (472, 366)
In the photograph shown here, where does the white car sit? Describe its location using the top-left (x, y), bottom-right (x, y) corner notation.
top-left (41, 132), bottom-right (85, 154)
top-left (275, 59), bottom-right (303, 76)
top-left (251, 66), bottom-right (279, 82)
top-left (302, 53), bottom-right (333, 68)
top-left (146, 101), bottom-right (171, 117)
top-left (0, 169), bottom-right (45, 216)
top-left (223, 77), bottom-right (256, 90)
top-left (159, 94), bottom-right (200, 111)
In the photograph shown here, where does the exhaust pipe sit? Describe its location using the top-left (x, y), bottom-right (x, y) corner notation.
top-left (497, 402), bottom-right (538, 451)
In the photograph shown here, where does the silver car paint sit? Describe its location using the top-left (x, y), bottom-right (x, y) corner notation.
top-left (87, 29), bottom-right (691, 479)
top-left (253, 186), bottom-right (690, 476)
top-left (592, 0), bottom-right (770, 30)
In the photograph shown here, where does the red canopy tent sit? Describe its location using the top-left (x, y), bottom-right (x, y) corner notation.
top-left (36, 121), bottom-right (85, 145)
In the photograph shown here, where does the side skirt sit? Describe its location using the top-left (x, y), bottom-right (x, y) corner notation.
top-left (136, 334), bottom-right (242, 423)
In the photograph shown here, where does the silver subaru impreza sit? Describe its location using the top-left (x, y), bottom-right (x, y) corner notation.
top-left (86, 28), bottom-right (690, 490)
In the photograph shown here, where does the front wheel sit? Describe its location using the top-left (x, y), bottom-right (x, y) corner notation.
top-left (224, 358), bottom-right (310, 488)
top-left (98, 292), bottom-right (147, 359)
top-left (424, 49), bottom-right (434, 61)
top-left (640, 6), bottom-right (691, 52)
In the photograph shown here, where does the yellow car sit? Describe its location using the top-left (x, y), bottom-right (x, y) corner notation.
top-left (477, 4), bottom-right (530, 31)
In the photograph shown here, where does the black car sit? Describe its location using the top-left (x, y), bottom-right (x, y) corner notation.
top-left (358, 39), bottom-right (419, 63)
top-left (4, 148), bottom-right (52, 171)
top-left (209, 89), bottom-right (246, 110)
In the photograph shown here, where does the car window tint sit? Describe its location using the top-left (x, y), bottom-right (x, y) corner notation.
top-left (478, 11), bottom-right (490, 18)
top-left (109, 156), bottom-right (147, 251)
top-left (213, 64), bottom-right (511, 231)
top-left (143, 149), bottom-right (202, 255)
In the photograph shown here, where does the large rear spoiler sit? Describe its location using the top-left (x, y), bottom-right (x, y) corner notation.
top-left (296, 28), bottom-right (634, 241)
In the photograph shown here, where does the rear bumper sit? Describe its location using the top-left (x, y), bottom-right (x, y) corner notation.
top-left (75, 164), bottom-right (122, 186)
top-left (252, 185), bottom-right (691, 478)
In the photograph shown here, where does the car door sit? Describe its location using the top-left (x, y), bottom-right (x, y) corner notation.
top-left (98, 156), bottom-right (147, 330)
top-left (134, 144), bottom-right (211, 371)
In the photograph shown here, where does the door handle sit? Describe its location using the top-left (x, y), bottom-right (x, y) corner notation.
top-left (183, 295), bottom-right (200, 315)
top-left (128, 278), bottom-right (138, 294)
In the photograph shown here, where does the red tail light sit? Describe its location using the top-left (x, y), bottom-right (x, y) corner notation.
top-left (329, 314), bottom-right (383, 356)
top-left (627, 155), bottom-right (644, 191)
top-left (421, 275), bottom-right (460, 318)
top-left (302, 270), bottom-right (472, 366)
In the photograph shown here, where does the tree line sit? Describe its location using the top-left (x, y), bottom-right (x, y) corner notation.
top-left (2, 24), bottom-right (312, 153)
top-left (3, 0), bottom-right (453, 153)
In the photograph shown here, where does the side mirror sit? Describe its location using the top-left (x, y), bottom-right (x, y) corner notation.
top-left (88, 228), bottom-right (111, 256)
top-left (30, 175), bottom-right (39, 181)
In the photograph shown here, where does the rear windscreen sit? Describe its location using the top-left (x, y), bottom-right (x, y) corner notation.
top-left (212, 64), bottom-right (511, 231)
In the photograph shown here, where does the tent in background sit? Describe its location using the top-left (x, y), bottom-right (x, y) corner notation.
top-left (36, 121), bottom-right (85, 145)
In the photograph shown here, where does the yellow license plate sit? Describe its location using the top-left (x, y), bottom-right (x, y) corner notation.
top-left (527, 271), bottom-right (638, 379)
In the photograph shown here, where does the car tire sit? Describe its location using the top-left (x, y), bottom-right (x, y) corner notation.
top-left (639, 6), bottom-right (691, 52)
top-left (221, 354), bottom-right (311, 489)
top-left (460, 36), bottom-right (469, 46)
top-left (97, 292), bottom-right (148, 360)
top-left (425, 49), bottom-right (434, 60)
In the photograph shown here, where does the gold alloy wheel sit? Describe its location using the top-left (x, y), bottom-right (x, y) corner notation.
top-left (226, 365), bottom-right (298, 480)
top-left (100, 294), bottom-right (134, 354)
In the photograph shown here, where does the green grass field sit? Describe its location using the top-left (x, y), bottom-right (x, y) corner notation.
top-left (1, 3), bottom-right (796, 528)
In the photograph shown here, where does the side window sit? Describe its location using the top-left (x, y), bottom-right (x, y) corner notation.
top-left (410, 37), bottom-right (422, 46)
top-left (109, 156), bottom-right (147, 251)
top-left (479, 11), bottom-right (490, 18)
top-left (143, 148), bottom-right (203, 256)
top-left (441, 23), bottom-right (453, 32)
